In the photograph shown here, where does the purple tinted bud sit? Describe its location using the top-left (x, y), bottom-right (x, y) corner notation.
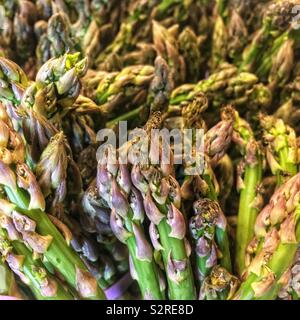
top-left (149, 222), bottom-right (163, 251)
top-left (131, 164), bottom-right (149, 195)
top-left (0, 161), bottom-right (17, 190)
top-left (167, 203), bottom-right (186, 240)
top-left (196, 236), bottom-right (210, 257)
top-left (129, 187), bottom-right (145, 222)
top-left (12, 211), bottom-right (36, 233)
top-left (117, 164), bottom-right (131, 196)
top-left (110, 208), bottom-right (131, 243)
top-left (132, 223), bottom-right (153, 262)
top-left (111, 179), bottom-right (129, 218)
top-left (143, 190), bottom-right (164, 225)
top-left (16, 163), bottom-right (45, 211)
top-left (206, 243), bottom-right (218, 268)
top-left (166, 252), bottom-right (187, 284)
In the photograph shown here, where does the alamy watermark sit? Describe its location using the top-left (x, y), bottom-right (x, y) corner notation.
top-left (96, 121), bottom-right (206, 176)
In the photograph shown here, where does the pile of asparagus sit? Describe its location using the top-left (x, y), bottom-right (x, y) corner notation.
top-left (0, 0), bottom-right (300, 300)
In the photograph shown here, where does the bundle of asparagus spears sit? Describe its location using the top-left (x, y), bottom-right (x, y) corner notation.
top-left (0, 0), bottom-right (300, 300)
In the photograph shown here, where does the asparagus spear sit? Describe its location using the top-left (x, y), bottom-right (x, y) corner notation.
top-left (278, 247), bottom-right (300, 300)
top-left (0, 57), bottom-right (28, 119)
top-left (4, 1), bottom-right (37, 64)
top-left (34, 130), bottom-right (122, 291)
top-left (214, 154), bottom-right (234, 209)
top-left (234, 173), bottom-right (300, 300)
top-left (35, 131), bottom-right (82, 213)
top-left (26, 52), bottom-right (88, 116)
top-left (275, 101), bottom-right (300, 137)
top-left (267, 38), bottom-right (294, 89)
top-left (21, 54), bottom-right (99, 161)
top-left (91, 65), bottom-right (154, 120)
top-left (97, 147), bottom-right (164, 299)
top-left (236, 208), bottom-right (300, 300)
top-left (0, 53), bottom-right (88, 135)
top-left (232, 109), bottom-right (264, 275)
top-left (0, 212), bottom-right (73, 300)
top-left (95, 0), bottom-right (159, 66)
top-left (152, 20), bottom-right (185, 85)
top-left (147, 56), bottom-right (174, 115)
top-left (106, 55), bottom-right (173, 130)
top-left (0, 113), bottom-right (105, 299)
top-left (82, 179), bottom-right (129, 276)
top-left (181, 105), bottom-right (234, 203)
top-left (259, 113), bottom-right (298, 186)
top-left (169, 63), bottom-right (271, 116)
top-left (226, 8), bottom-right (248, 64)
top-left (239, 0), bottom-right (298, 77)
top-left (178, 27), bottom-right (202, 83)
top-left (211, 14), bottom-right (228, 71)
top-left (189, 199), bottom-right (231, 286)
top-left (199, 265), bottom-right (239, 300)
top-left (44, 12), bottom-right (76, 62)
top-left (0, 258), bottom-right (22, 298)
top-left (129, 112), bottom-right (196, 300)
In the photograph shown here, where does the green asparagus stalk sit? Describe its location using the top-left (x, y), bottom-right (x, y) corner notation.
top-left (129, 112), bottom-right (196, 300)
top-left (214, 154), bottom-right (234, 209)
top-left (278, 247), bottom-right (300, 300)
top-left (211, 15), bottom-right (228, 70)
top-left (181, 105), bottom-right (234, 203)
top-left (226, 8), bottom-right (248, 64)
top-left (169, 63), bottom-right (272, 116)
top-left (274, 100), bottom-right (300, 137)
top-left (0, 215), bottom-right (73, 300)
top-left (239, 0), bottom-right (298, 78)
top-left (142, 170), bottom-right (196, 299)
top-left (152, 20), bottom-right (185, 85)
top-left (0, 114), bottom-right (105, 299)
top-left (178, 27), bottom-right (202, 83)
top-left (234, 173), bottom-right (300, 300)
top-left (236, 209), bottom-right (300, 300)
top-left (82, 179), bottom-right (129, 275)
top-left (103, 56), bottom-right (171, 131)
top-left (97, 147), bottom-right (164, 299)
top-left (26, 52), bottom-right (87, 115)
top-left (0, 53), bottom-right (88, 137)
top-left (259, 113), bottom-right (298, 186)
top-left (93, 65), bottom-right (154, 119)
top-left (189, 199), bottom-right (231, 286)
top-left (233, 109), bottom-right (264, 275)
top-left (34, 130), bottom-right (121, 291)
top-left (95, 0), bottom-right (159, 66)
top-left (0, 258), bottom-right (22, 298)
top-left (2, 175), bottom-right (105, 299)
top-left (267, 37), bottom-right (294, 89)
top-left (0, 57), bottom-right (28, 114)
